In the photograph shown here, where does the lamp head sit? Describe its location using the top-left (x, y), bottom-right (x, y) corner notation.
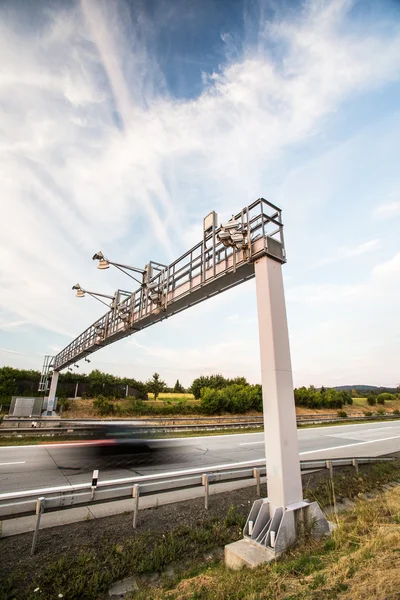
top-left (93, 251), bottom-right (109, 269)
top-left (97, 259), bottom-right (109, 270)
top-left (72, 283), bottom-right (85, 297)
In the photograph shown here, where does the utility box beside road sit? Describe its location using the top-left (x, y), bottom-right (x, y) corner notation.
top-left (9, 397), bottom-right (43, 417)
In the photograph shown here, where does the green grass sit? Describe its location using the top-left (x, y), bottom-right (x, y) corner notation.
top-left (2, 508), bottom-right (246, 600)
top-left (303, 460), bottom-right (400, 509)
top-left (0, 435), bottom-right (90, 446)
top-left (2, 461), bottom-right (400, 600)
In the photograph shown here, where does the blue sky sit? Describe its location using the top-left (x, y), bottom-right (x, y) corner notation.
top-left (1, 0), bottom-right (400, 388)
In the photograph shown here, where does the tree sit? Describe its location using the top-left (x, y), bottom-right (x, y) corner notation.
top-left (147, 372), bottom-right (166, 400)
top-left (377, 392), bottom-right (395, 405)
top-left (173, 379), bottom-right (185, 393)
top-left (190, 374), bottom-right (229, 399)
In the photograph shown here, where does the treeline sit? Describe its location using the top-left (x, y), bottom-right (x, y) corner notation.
top-left (0, 366), bottom-right (190, 408)
top-left (1, 365), bottom-right (398, 415)
top-left (336, 385), bottom-right (399, 397)
top-left (190, 376), bottom-right (353, 413)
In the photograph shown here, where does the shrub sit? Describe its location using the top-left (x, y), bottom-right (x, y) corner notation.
top-left (93, 395), bottom-right (115, 416)
top-left (377, 393), bottom-right (395, 404)
top-left (190, 374), bottom-right (229, 399)
top-left (367, 396), bottom-right (376, 406)
top-left (393, 409), bottom-right (400, 415)
top-left (337, 410), bottom-right (348, 418)
top-left (200, 383), bottom-right (262, 415)
top-left (117, 398), bottom-right (202, 416)
top-left (363, 411), bottom-right (373, 417)
top-left (294, 386), bottom-right (344, 409)
top-left (58, 398), bottom-right (71, 412)
top-left (376, 408), bottom-right (385, 415)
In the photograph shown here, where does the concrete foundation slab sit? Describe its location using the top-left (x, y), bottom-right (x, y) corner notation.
top-left (108, 575), bottom-right (139, 598)
top-left (224, 538), bottom-right (275, 570)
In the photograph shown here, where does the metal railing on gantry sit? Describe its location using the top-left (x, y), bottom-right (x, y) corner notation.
top-left (41, 198), bottom-right (285, 378)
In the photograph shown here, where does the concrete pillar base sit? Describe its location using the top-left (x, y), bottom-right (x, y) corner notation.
top-left (225, 539), bottom-right (276, 570)
top-left (225, 497), bottom-right (330, 570)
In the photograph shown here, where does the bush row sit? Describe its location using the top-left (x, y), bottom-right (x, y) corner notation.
top-left (93, 396), bottom-right (202, 417)
top-left (294, 386), bottom-right (352, 409)
top-left (367, 392), bottom-right (397, 406)
top-left (199, 384), bottom-right (262, 415)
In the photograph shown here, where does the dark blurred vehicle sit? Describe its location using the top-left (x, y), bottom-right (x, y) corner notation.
top-left (52, 425), bottom-right (187, 471)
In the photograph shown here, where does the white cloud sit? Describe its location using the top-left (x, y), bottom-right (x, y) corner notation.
top-left (373, 201), bottom-right (400, 220)
top-left (0, 0), bottom-right (400, 384)
top-left (287, 282), bottom-right (360, 305)
top-left (287, 251), bottom-right (400, 386)
top-left (0, 319), bottom-right (27, 331)
top-left (0, 347), bottom-right (23, 355)
top-left (314, 239), bottom-right (380, 267)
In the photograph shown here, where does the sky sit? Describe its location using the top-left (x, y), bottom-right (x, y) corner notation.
top-left (0, 0), bottom-right (400, 388)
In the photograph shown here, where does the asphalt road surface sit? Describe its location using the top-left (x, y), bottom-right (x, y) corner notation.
top-left (1, 420), bottom-right (400, 494)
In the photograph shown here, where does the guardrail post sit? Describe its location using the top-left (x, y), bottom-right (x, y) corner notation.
top-left (132, 484), bottom-right (140, 529)
top-left (91, 469), bottom-right (99, 500)
top-left (253, 468), bottom-right (261, 496)
top-left (326, 460), bottom-right (333, 479)
top-left (31, 497), bottom-right (45, 556)
top-left (202, 474), bottom-right (209, 510)
top-left (352, 458), bottom-right (359, 474)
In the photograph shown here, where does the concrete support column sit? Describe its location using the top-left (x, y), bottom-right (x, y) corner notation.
top-left (254, 255), bottom-right (302, 508)
top-left (46, 370), bottom-right (59, 416)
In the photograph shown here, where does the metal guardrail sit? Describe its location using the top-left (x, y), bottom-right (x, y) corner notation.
top-left (0, 456), bottom-right (394, 521)
top-left (0, 423), bottom-right (265, 436)
top-left (1, 414), bottom-right (399, 437)
top-left (2, 455), bottom-right (396, 554)
top-left (0, 413), bottom-right (382, 425)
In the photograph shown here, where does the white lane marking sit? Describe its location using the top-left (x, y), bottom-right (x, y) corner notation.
top-left (240, 441), bottom-right (263, 446)
top-left (242, 433), bottom-right (400, 450)
top-left (302, 420), bottom-right (400, 432)
top-left (0, 461), bottom-right (26, 466)
top-left (0, 432), bottom-right (265, 450)
top-left (299, 435), bottom-right (400, 455)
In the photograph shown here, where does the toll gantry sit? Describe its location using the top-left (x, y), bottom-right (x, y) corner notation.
top-left (40, 197), bottom-right (285, 386)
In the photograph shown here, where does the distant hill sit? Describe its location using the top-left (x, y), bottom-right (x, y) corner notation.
top-left (334, 385), bottom-right (398, 394)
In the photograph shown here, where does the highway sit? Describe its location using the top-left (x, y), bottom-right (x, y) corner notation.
top-left (0, 420), bottom-right (399, 494)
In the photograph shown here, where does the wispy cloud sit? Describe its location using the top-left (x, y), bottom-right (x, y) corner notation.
top-left (0, 347), bottom-right (24, 355)
top-left (0, 0), bottom-right (400, 384)
top-left (314, 239), bottom-right (380, 267)
top-left (0, 319), bottom-right (27, 331)
top-left (373, 201), bottom-right (400, 220)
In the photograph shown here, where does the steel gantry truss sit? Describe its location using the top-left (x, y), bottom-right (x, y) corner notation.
top-left (40, 198), bottom-right (285, 378)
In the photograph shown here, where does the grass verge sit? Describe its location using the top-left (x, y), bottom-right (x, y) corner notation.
top-left (138, 485), bottom-right (400, 600)
top-left (1, 460), bottom-right (400, 600)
